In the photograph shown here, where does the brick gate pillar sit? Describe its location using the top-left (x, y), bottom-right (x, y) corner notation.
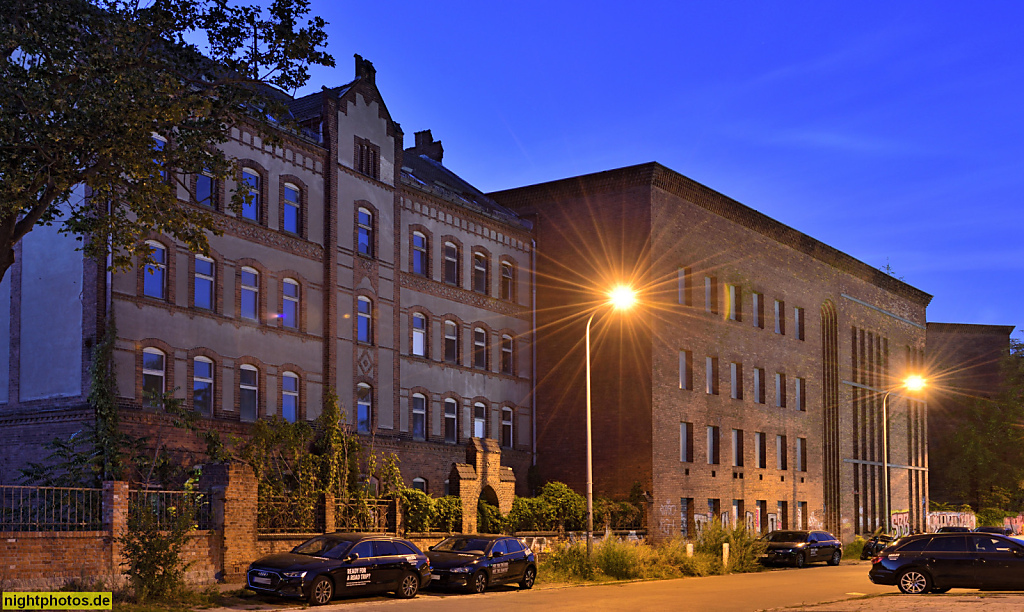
top-left (201, 462), bottom-right (257, 581)
top-left (102, 481), bottom-right (129, 575)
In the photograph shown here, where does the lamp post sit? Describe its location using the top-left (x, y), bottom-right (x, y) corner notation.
top-left (881, 375), bottom-right (926, 535)
top-left (585, 285), bottom-right (636, 556)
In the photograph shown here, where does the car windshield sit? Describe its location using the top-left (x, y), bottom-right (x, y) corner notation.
top-left (433, 537), bottom-right (492, 554)
top-left (766, 531), bottom-right (807, 543)
top-left (292, 536), bottom-right (352, 558)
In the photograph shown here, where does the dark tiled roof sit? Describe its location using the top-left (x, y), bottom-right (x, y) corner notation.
top-left (401, 152), bottom-right (531, 231)
top-left (287, 83), bottom-right (354, 121)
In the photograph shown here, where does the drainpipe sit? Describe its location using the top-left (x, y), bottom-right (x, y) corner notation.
top-left (531, 237), bottom-right (537, 467)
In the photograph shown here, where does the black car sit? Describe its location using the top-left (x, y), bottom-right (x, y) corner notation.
top-left (426, 535), bottom-right (537, 593)
top-left (760, 530), bottom-right (843, 568)
top-left (246, 533), bottom-right (431, 605)
top-left (975, 526), bottom-right (1014, 536)
top-left (936, 526), bottom-right (971, 533)
top-left (860, 534), bottom-right (895, 560)
top-left (869, 532), bottom-right (1024, 594)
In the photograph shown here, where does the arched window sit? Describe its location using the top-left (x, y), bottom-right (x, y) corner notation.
top-left (444, 320), bottom-right (459, 363)
top-left (501, 262), bottom-right (515, 301)
top-left (501, 407), bottom-right (514, 449)
top-left (444, 398), bottom-right (458, 444)
top-left (473, 328), bottom-right (488, 369)
top-left (473, 402), bottom-right (487, 438)
top-left (193, 357), bottom-right (214, 416)
top-left (282, 371), bottom-right (299, 423)
top-left (443, 242), bottom-right (459, 285)
top-left (501, 335), bottom-right (514, 375)
top-left (412, 231), bottom-right (428, 276)
top-left (241, 169), bottom-right (260, 221)
top-left (411, 313), bottom-right (427, 357)
top-left (412, 477), bottom-right (427, 492)
top-left (194, 255), bottom-right (214, 310)
top-left (357, 297), bottom-right (373, 343)
top-left (240, 365), bottom-right (258, 422)
top-left (142, 348), bottom-right (165, 408)
top-left (143, 241), bottom-right (166, 299)
top-left (356, 383), bottom-right (372, 434)
top-left (283, 183), bottom-right (301, 234)
top-left (357, 207), bottom-right (374, 257)
top-left (240, 267), bottom-right (259, 321)
top-left (412, 393), bottom-right (426, 441)
top-left (282, 279), bottom-right (299, 329)
top-left (473, 252), bottom-right (489, 294)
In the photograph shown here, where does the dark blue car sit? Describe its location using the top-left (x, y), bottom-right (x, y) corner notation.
top-left (426, 535), bottom-right (537, 593)
top-left (869, 532), bottom-right (1024, 594)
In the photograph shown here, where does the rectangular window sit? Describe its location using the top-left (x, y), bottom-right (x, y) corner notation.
top-left (473, 253), bottom-right (488, 294)
top-left (357, 298), bottom-right (373, 344)
top-left (500, 263), bottom-right (515, 301)
top-left (240, 367), bottom-right (258, 422)
top-left (730, 362), bottom-right (743, 400)
top-left (355, 137), bottom-right (380, 179)
top-left (795, 377), bottom-right (806, 411)
top-left (777, 435), bottom-right (788, 470)
top-left (474, 403), bottom-right (486, 438)
top-left (798, 501), bottom-right (808, 530)
top-left (193, 358), bottom-right (213, 416)
top-left (752, 293), bottom-right (764, 329)
top-left (196, 174), bottom-right (215, 208)
top-left (412, 394), bottom-right (426, 441)
top-left (794, 307), bottom-right (805, 341)
top-left (473, 328), bottom-right (488, 369)
top-left (776, 373), bottom-right (787, 407)
top-left (680, 422), bottom-right (693, 462)
top-left (444, 321), bottom-right (458, 363)
top-left (412, 232), bottom-right (428, 276)
top-left (194, 256), bottom-right (214, 310)
top-left (444, 399), bottom-right (458, 444)
top-left (774, 300), bottom-right (785, 335)
top-left (705, 357), bottom-right (719, 395)
top-left (755, 432), bottom-right (766, 468)
top-left (283, 185), bottom-right (301, 234)
top-left (704, 276), bottom-right (718, 314)
top-left (732, 429), bottom-right (744, 467)
top-left (732, 499), bottom-right (744, 526)
top-left (281, 374), bottom-right (298, 423)
top-left (412, 314), bottom-right (427, 357)
top-left (779, 501), bottom-right (789, 529)
top-left (679, 350), bottom-right (693, 390)
top-left (500, 336), bottom-right (514, 375)
top-left (754, 368), bottom-right (765, 404)
top-left (707, 425), bottom-right (720, 465)
top-left (444, 242), bottom-right (459, 285)
top-left (797, 437), bottom-right (807, 472)
top-left (357, 385), bottom-right (372, 434)
top-left (727, 284), bottom-right (741, 321)
top-left (241, 170), bottom-right (260, 221)
top-left (143, 243), bottom-right (166, 300)
top-left (282, 280), bottom-right (299, 329)
top-left (708, 498), bottom-right (721, 520)
top-left (501, 407), bottom-right (513, 448)
top-left (240, 269), bottom-right (258, 321)
top-left (678, 267), bottom-right (692, 306)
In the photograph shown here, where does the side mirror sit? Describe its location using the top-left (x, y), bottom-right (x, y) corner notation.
top-left (1013, 548), bottom-right (1024, 558)
top-left (492, 551), bottom-right (504, 558)
top-left (428, 545), bottom-right (435, 551)
top-left (346, 553), bottom-right (359, 563)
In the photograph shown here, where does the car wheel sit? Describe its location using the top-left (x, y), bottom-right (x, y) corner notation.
top-left (470, 570), bottom-right (488, 594)
top-left (897, 569), bottom-right (931, 595)
top-left (520, 566), bottom-right (536, 589)
top-left (827, 550), bottom-right (841, 566)
top-left (930, 587), bottom-right (951, 594)
top-left (794, 553), bottom-right (805, 568)
top-left (308, 576), bottom-right (333, 606)
top-left (395, 571), bottom-right (419, 599)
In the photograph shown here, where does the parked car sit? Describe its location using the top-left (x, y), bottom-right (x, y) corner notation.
top-left (760, 530), bottom-right (843, 568)
top-left (860, 534), bottom-right (896, 560)
top-left (975, 526), bottom-right (1014, 536)
top-left (869, 532), bottom-right (1024, 594)
top-left (246, 533), bottom-right (431, 605)
top-left (425, 535), bottom-right (537, 593)
top-left (936, 526), bottom-right (971, 533)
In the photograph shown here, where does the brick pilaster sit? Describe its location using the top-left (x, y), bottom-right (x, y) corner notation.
top-left (102, 481), bottom-right (129, 574)
top-left (202, 462), bottom-right (257, 581)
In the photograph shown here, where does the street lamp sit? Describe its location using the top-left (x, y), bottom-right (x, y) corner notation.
top-left (585, 284), bottom-right (637, 556)
top-left (881, 376), bottom-right (926, 534)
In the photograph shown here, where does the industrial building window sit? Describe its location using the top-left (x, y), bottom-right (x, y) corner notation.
top-left (678, 267), bottom-right (692, 306)
top-left (412, 393), bottom-right (426, 441)
top-left (754, 368), bottom-right (765, 404)
top-left (798, 501), bottom-right (808, 529)
top-left (797, 437), bottom-right (807, 472)
top-left (752, 293), bottom-right (764, 329)
top-left (500, 335), bottom-right (514, 375)
top-left (283, 184), bottom-right (301, 235)
top-left (444, 399), bottom-right (458, 444)
top-left (706, 357), bottom-right (719, 395)
top-left (142, 348), bottom-right (165, 407)
top-left (412, 232), bottom-right (428, 276)
top-left (357, 297), bottom-right (373, 344)
top-left (240, 365), bottom-right (258, 422)
top-left (356, 384), bottom-right (372, 434)
top-left (501, 407), bottom-right (513, 448)
top-left (755, 432), bottom-right (767, 468)
top-left (412, 314), bottom-right (428, 357)
top-left (776, 373), bottom-right (787, 408)
top-left (777, 435), bottom-right (788, 470)
top-left (795, 377), bottom-right (806, 411)
top-left (708, 498), bottom-right (721, 519)
top-left (732, 429), bottom-right (744, 467)
top-left (443, 242), bottom-right (459, 285)
top-left (444, 320), bottom-right (459, 363)
top-left (779, 501), bottom-right (789, 529)
top-left (281, 372), bottom-right (298, 423)
top-left (473, 252), bottom-right (489, 294)
top-left (774, 300), bottom-right (786, 335)
top-left (500, 262), bottom-right (515, 301)
top-left (357, 207), bottom-right (374, 257)
top-left (193, 357), bottom-right (213, 416)
top-left (794, 307), bottom-right (805, 341)
top-left (143, 241), bottom-right (167, 300)
top-left (473, 328), bottom-right (488, 369)
top-left (281, 279), bottom-right (299, 329)
top-left (194, 255), bottom-right (214, 310)
top-left (732, 500), bottom-right (744, 526)
top-left (680, 422), bottom-right (693, 462)
top-left (707, 425), bottom-right (720, 465)
top-left (704, 276), bottom-right (718, 314)
top-left (730, 362), bottom-right (743, 400)
top-left (241, 169), bottom-right (260, 221)
top-left (727, 284), bottom-right (741, 321)
top-left (474, 402), bottom-right (487, 438)
top-left (240, 267), bottom-right (259, 321)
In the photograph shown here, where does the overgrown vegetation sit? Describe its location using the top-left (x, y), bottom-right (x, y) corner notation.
top-left (844, 536), bottom-right (865, 560)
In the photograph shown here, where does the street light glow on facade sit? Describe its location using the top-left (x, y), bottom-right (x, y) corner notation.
top-left (608, 285), bottom-right (637, 311)
top-left (904, 375), bottom-right (926, 392)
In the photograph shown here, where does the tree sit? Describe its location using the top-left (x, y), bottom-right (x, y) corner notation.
top-left (0, 0), bottom-right (333, 283)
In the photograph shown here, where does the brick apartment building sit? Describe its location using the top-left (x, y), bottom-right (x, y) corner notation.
top-left (0, 56), bottom-right (535, 496)
top-left (491, 164), bottom-right (932, 542)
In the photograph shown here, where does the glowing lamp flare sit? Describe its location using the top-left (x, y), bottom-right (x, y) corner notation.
top-left (904, 375), bottom-right (926, 392)
top-left (608, 286), bottom-right (637, 311)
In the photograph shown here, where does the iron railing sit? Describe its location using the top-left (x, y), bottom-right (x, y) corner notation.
top-left (0, 485), bottom-right (103, 531)
top-left (335, 497), bottom-right (395, 533)
top-left (129, 489), bottom-right (212, 530)
top-left (258, 496), bottom-right (323, 534)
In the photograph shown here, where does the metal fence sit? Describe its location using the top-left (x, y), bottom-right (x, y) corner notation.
top-left (335, 497), bottom-right (395, 533)
top-left (0, 485), bottom-right (104, 531)
top-left (258, 496), bottom-right (323, 534)
top-left (129, 489), bottom-right (213, 530)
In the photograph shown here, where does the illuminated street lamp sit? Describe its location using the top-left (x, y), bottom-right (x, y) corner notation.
top-left (585, 285), bottom-right (637, 556)
top-left (882, 376), bottom-right (927, 534)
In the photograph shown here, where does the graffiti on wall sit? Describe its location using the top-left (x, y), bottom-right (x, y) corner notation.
top-left (890, 511), bottom-right (911, 537)
top-left (1003, 514), bottom-right (1024, 535)
top-left (927, 511), bottom-right (976, 532)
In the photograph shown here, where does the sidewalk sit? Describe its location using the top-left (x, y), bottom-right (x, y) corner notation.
top-left (772, 593), bottom-right (1024, 611)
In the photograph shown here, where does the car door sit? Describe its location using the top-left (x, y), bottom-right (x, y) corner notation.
top-left (922, 535), bottom-right (972, 587)
top-left (805, 533), bottom-right (822, 561)
top-left (339, 541), bottom-right (376, 594)
top-left (371, 540), bottom-right (405, 591)
top-left (970, 535), bottom-right (1024, 589)
top-left (487, 539), bottom-right (512, 584)
top-left (502, 538), bottom-right (529, 581)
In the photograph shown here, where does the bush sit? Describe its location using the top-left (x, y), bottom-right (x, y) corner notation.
top-left (539, 482), bottom-right (586, 532)
top-left (399, 488), bottom-right (433, 532)
top-left (844, 536), bottom-right (865, 560)
top-left (540, 541), bottom-right (594, 581)
top-left (509, 496), bottom-right (548, 532)
top-left (477, 499), bottom-right (507, 534)
top-left (118, 499), bottom-right (197, 602)
top-left (976, 507), bottom-right (1013, 527)
top-left (431, 496), bottom-right (462, 532)
top-left (593, 539), bottom-right (648, 580)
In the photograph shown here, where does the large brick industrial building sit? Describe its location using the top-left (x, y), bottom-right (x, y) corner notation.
top-left (0, 54), bottom-right (990, 544)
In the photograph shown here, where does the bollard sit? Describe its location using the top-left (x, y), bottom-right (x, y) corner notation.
top-left (686, 542), bottom-right (694, 558)
top-left (722, 542), bottom-right (730, 569)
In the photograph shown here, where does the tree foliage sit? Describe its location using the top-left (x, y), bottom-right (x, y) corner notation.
top-left (0, 0), bottom-right (333, 282)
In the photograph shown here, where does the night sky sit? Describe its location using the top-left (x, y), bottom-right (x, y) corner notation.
top-left (293, 0), bottom-right (1023, 333)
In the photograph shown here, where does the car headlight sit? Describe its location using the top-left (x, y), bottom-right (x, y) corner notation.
top-left (451, 566), bottom-right (473, 573)
top-left (282, 571), bottom-right (307, 579)
top-left (776, 548), bottom-right (792, 553)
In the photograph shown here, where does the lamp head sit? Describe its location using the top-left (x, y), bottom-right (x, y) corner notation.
top-left (608, 285), bottom-right (637, 311)
top-left (903, 375), bottom-right (926, 392)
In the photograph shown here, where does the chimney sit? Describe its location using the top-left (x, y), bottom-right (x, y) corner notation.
top-left (354, 54), bottom-right (375, 85)
top-left (411, 130), bottom-right (443, 163)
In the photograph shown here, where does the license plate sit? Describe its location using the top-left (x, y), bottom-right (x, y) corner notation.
top-left (759, 554), bottom-right (769, 558)
top-left (253, 576), bottom-right (271, 584)
top-left (430, 574), bottom-right (440, 580)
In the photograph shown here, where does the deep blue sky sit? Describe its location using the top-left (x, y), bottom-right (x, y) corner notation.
top-left (296, 1), bottom-right (1023, 332)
